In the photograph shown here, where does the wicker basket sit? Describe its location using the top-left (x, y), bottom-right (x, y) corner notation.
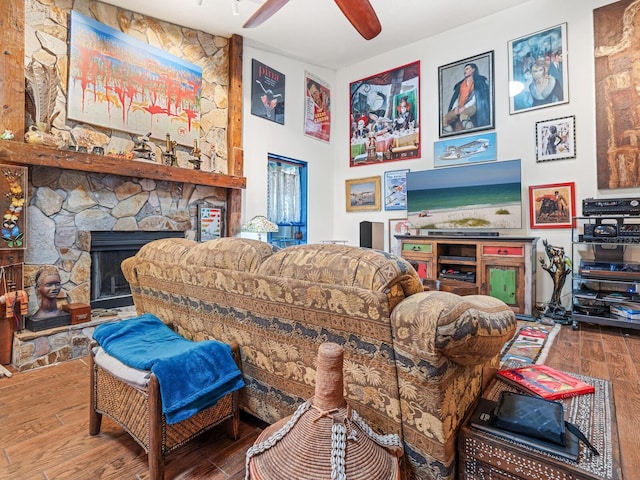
top-left (246, 342), bottom-right (402, 480)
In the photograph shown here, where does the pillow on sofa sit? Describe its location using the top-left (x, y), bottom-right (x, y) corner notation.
top-left (182, 237), bottom-right (279, 273)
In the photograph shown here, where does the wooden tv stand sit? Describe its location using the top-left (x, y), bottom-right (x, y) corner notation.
top-left (398, 235), bottom-right (538, 315)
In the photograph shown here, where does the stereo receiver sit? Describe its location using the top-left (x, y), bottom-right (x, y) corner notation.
top-left (582, 197), bottom-right (640, 216)
top-left (582, 218), bottom-right (640, 242)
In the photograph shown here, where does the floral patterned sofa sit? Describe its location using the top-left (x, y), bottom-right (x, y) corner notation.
top-left (120, 237), bottom-right (516, 480)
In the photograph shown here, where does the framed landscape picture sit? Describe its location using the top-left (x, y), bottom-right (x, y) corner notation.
top-left (349, 61), bottom-right (420, 166)
top-left (345, 176), bottom-right (381, 212)
top-left (528, 182), bottom-right (575, 229)
top-left (68, 11), bottom-right (201, 146)
top-left (438, 51), bottom-right (494, 138)
top-left (509, 23), bottom-right (568, 114)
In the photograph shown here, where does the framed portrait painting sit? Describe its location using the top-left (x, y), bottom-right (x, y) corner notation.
top-left (345, 176), bottom-right (381, 212)
top-left (528, 182), bottom-right (575, 229)
top-left (535, 116), bottom-right (576, 162)
top-left (384, 169), bottom-right (409, 211)
top-left (438, 51), bottom-right (494, 138)
top-left (509, 23), bottom-right (568, 114)
top-left (349, 61), bottom-right (420, 167)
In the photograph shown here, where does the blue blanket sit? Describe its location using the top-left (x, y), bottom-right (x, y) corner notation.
top-left (93, 313), bottom-right (244, 424)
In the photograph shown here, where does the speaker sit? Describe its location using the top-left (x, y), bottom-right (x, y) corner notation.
top-left (360, 221), bottom-right (384, 249)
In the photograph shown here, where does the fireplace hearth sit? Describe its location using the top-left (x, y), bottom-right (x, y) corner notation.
top-left (90, 231), bottom-right (184, 309)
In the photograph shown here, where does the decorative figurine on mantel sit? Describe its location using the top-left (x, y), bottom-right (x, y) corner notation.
top-left (24, 266), bottom-right (70, 332)
top-left (539, 239), bottom-right (572, 324)
top-left (188, 139), bottom-right (202, 170)
top-left (133, 132), bottom-right (157, 162)
top-left (162, 133), bottom-right (177, 166)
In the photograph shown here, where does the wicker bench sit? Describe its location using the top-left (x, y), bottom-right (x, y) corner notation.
top-left (89, 341), bottom-right (241, 480)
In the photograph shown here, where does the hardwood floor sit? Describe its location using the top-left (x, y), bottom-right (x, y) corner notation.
top-left (0, 322), bottom-right (638, 479)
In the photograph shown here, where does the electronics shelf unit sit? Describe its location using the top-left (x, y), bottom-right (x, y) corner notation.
top-left (398, 235), bottom-right (538, 316)
top-left (571, 216), bottom-right (640, 330)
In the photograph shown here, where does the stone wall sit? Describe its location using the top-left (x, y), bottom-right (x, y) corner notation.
top-left (25, 0), bottom-right (230, 173)
top-left (21, 0), bottom-right (232, 313)
top-left (25, 167), bottom-right (226, 313)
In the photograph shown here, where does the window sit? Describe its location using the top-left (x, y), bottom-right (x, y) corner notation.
top-left (267, 154), bottom-right (307, 247)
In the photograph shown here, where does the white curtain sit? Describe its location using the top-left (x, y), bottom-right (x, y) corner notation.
top-left (268, 161), bottom-right (301, 223)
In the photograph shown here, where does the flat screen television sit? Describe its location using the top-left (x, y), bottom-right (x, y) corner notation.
top-left (406, 159), bottom-right (522, 232)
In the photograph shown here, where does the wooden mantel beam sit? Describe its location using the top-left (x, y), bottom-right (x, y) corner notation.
top-left (0, 141), bottom-right (246, 189)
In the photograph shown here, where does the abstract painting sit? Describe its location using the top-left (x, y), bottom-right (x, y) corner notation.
top-left (67, 11), bottom-right (201, 146)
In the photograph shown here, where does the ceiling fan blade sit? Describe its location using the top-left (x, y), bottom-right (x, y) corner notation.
top-left (243, 0), bottom-right (290, 28)
top-left (334, 0), bottom-right (381, 40)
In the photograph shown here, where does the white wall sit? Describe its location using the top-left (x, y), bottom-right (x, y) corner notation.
top-left (242, 0), bottom-right (625, 306)
top-left (241, 46), bottom-right (336, 243)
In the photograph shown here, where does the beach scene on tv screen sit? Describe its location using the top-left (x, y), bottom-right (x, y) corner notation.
top-left (407, 159), bottom-right (522, 230)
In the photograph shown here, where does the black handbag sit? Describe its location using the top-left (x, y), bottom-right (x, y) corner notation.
top-left (492, 391), bottom-right (599, 455)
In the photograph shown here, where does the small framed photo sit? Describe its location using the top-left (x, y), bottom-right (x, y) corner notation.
top-left (438, 51), bottom-right (494, 138)
top-left (345, 176), bottom-right (381, 212)
top-left (388, 218), bottom-right (410, 256)
top-left (384, 169), bottom-right (409, 211)
top-left (434, 132), bottom-right (497, 167)
top-left (535, 116), bottom-right (576, 162)
top-left (528, 182), bottom-right (575, 229)
top-left (508, 23), bottom-right (568, 114)
top-left (197, 204), bottom-right (224, 241)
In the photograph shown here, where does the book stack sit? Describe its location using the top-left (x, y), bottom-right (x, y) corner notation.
top-left (495, 364), bottom-right (595, 400)
top-left (610, 302), bottom-right (640, 320)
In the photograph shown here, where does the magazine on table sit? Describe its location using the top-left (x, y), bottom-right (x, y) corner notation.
top-left (496, 364), bottom-right (595, 400)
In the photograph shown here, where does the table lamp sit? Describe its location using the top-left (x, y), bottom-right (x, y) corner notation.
top-left (242, 215), bottom-right (279, 242)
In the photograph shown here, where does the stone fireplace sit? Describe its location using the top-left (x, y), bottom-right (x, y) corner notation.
top-left (24, 166), bottom-right (226, 315)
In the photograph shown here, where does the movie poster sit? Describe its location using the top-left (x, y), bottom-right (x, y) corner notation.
top-left (251, 59), bottom-right (285, 124)
top-left (304, 71), bottom-right (331, 142)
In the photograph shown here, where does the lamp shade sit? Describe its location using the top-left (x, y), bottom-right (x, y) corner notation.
top-left (242, 215), bottom-right (279, 233)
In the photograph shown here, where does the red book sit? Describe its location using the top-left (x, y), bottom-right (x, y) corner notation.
top-left (496, 364), bottom-right (595, 400)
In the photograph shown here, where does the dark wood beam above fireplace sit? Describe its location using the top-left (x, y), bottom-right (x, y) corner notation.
top-left (0, 141), bottom-right (246, 189)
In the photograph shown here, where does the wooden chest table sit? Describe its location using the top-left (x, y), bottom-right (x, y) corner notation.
top-left (458, 372), bottom-right (623, 480)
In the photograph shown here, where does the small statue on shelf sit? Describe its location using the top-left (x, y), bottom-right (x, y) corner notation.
top-left (31, 266), bottom-right (64, 320)
top-left (162, 133), bottom-right (177, 166)
top-left (539, 239), bottom-right (572, 322)
top-left (133, 132), bottom-right (157, 162)
top-left (188, 139), bottom-right (202, 170)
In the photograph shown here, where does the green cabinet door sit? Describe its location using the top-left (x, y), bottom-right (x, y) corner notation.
top-left (488, 267), bottom-right (517, 305)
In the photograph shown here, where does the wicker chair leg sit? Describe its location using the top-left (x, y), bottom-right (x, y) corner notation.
top-left (226, 390), bottom-right (240, 440)
top-left (148, 374), bottom-right (165, 480)
top-left (89, 351), bottom-right (103, 436)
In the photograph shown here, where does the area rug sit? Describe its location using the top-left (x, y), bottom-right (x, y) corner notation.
top-left (485, 365), bottom-right (616, 478)
top-left (500, 321), bottom-right (561, 366)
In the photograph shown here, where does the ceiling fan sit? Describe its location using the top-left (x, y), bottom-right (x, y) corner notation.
top-left (243, 0), bottom-right (382, 40)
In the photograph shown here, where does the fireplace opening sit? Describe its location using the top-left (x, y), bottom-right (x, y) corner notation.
top-left (90, 231), bottom-right (185, 309)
